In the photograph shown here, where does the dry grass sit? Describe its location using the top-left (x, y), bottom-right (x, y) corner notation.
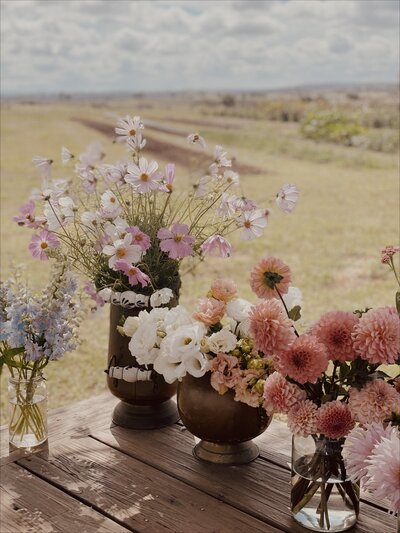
top-left (0, 97), bottom-right (398, 422)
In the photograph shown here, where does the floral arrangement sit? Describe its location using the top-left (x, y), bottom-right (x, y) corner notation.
top-left (121, 276), bottom-right (302, 406)
top-left (0, 262), bottom-right (81, 446)
top-left (14, 116), bottom-right (299, 309)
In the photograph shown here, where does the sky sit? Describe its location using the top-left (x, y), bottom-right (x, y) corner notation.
top-left (1, 0), bottom-right (399, 95)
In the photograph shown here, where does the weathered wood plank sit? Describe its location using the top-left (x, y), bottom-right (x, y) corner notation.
top-left (91, 425), bottom-right (397, 533)
top-left (1, 462), bottom-right (131, 533)
top-left (1, 394), bottom-right (117, 463)
top-left (17, 436), bottom-right (280, 533)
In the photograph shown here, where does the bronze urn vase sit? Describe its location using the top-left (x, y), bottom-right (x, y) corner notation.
top-left (177, 372), bottom-right (271, 465)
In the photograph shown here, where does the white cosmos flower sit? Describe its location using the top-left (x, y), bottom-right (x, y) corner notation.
top-left (237, 209), bottom-right (267, 240)
top-left (44, 197), bottom-right (76, 230)
top-left (207, 329), bottom-right (238, 354)
top-left (101, 163), bottom-right (127, 184)
top-left (99, 190), bottom-right (122, 218)
top-left (223, 170), bottom-right (240, 187)
top-left (125, 158), bottom-right (160, 194)
top-left (61, 146), bottom-right (74, 164)
top-left (104, 217), bottom-right (129, 241)
top-left (214, 145), bottom-right (231, 167)
top-left (32, 155), bottom-right (53, 177)
top-left (102, 234), bottom-right (142, 269)
top-left (30, 179), bottom-right (69, 202)
top-left (115, 115), bottom-right (144, 142)
top-left (81, 210), bottom-right (101, 230)
top-left (217, 193), bottom-right (238, 219)
top-left (187, 133), bottom-right (206, 149)
top-left (150, 288), bottom-right (174, 308)
top-left (276, 184), bottom-right (299, 213)
top-left (184, 351), bottom-right (209, 378)
top-left (79, 140), bottom-right (104, 166)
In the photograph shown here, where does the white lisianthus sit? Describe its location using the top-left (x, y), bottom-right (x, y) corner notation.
top-left (207, 329), bottom-right (238, 354)
top-left (129, 320), bottom-right (159, 365)
top-left (282, 286), bottom-right (303, 312)
top-left (184, 351), bottom-right (209, 378)
top-left (159, 323), bottom-right (206, 361)
top-left (153, 355), bottom-right (187, 384)
top-left (150, 288), bottom-right (174, 308)
top-left (226, 298), bottom-right (252, 322)
top-left (163, 305), bottom-right (193, 333)
top-left (123, 316), bottom-right (140, 337)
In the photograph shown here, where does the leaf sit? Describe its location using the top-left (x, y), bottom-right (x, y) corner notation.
top-left (396, 291), bottom-right (400, 314)
top-left (2, 346), bottom-right (25, 357)
top-left (288, 305), bottom-right (302, 321)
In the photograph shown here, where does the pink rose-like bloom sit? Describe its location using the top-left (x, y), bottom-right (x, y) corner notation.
top-left (13, 201), bottom-right (45, 229)
top-left (209, 352), bottom-right (241, 394)
top-left (343, 422), bottom-right (394, 482)
top-left (317, 401), bottom-right (355, 440)
top-left (352, 307), bottom-right (400, 364)
top-left (193, 297), bottom-right (226, 326)
top-left (287, 400), bottom-right (319, 437)
top-left (201, 235), bottom-right (232, 258)
top-left (276, 183), bottom-right (299, 213)
top-left (263, 372), bottom-right (306, 415)
top-left (114, 260), bottom-right (150, 288)
top-left (209, 278), bottom-right (237, 303)
top-left (250, 256), bottom-right (292, 300)
top-left (364, 428), bottom-right (400, 514)
top-left (312, 310), bottom-right (359, 362)
top-left (249, 299), bottom-right (296, 357)
top-left (158, 223), bottom-right (195, 260)
top-left (380, 245), bottom-right (400, 264)
top-left (28, 230), bottom-right (60, 260)
top-left (234, 369), bottom-right (263, 407)
top-left (348, 380), bottom-right (400, 424)
top-left (275, 335), bottom-right (328, 384)
top-left (127, 226), bottom-right (151, 252)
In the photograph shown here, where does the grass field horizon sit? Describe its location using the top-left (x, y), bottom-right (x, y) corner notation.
top-left (1, 90), bottom-right (399, 422)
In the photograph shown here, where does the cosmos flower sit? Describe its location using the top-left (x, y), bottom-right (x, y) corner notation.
top-left (187, 133), bottom-right (206, 149)
top-left (28, 230), bottom-right (60, 261)
top-left (102, 234), bottom-right (142, 269)
top-left (201, 235), bottom-right (232, 258)
top-left (125, 157), bottom-right (160, 193)
top-left (237, 209), bottom-right (267, 240)
top-left (114, 260), bottom-right (150, 288)
top-left (276, 183), bottom-right (299, 213)
top-left (157, 223), bottom-right (195, 259)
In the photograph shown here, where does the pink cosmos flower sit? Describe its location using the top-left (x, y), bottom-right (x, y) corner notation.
top-left (364, 428), bottom-right (400, 514)
top-left (234, 369), bottom-right (263, 407)
top-left (348, 380), bottom-right (400, 424)
top-left (157, 223), bottom-right (195, 259)
top-left (312, 310), bottom-right (359, 362)
top-left (233, 196), bottom-right (257, 212)
top-left (343, 422), bottom-right (394, 482)
top-left (127, 226), bottom-right (151, 252)
top-left (193, 297), bottom-right (226, 326)
top-left (250, 256), bottom-right (292, 300)
top-left (102, 234), bottom-right (142, 269)
top-left (32, 155), bottom-right (53, 177)
top-left (380, 245), bottom-right (400, 264)
top-left (237, 209), bottom-right (267, 240)
top-left (287, 400), bottom-right (319, 437)
top-left (263, 372), bottom-right (306, 415)
top-left (317, 401), bottom-right (355, 440)
top-left (276, 184), bottom-right (299, 213)
top-left (159, 163), bottom-right (175, 193)
top-left (114, 260), bottom-right (150, 288)
top-left (209, 352), bottom-right (241, 394)
top-left (76, 163), bottom-right (97, 194)
top-left (201, 235), bottom-right (232, 258)
top-left (187, 133), bottom-right (206, 149)
top-left (83, 282), bottom-right (105, 309)
top-left (352, 306), bottom-right (400, 364)
top-left (249, 299), bottom-right (296, 357)
top-left (28, 230), bottom-right (60, 261)
top-left (13, 201), bottom-right (46, 229)
top-left (125, 157), bottom-right (160, 193)
top-left (275, 335), bottom-right (328, 384)
top-left (209, 279), bottom-right (237, 303)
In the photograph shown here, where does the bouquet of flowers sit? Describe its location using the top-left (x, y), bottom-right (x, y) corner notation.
top-left (14, 115), bottom-right (299, 309)
top-left (250, 252), bottom-right (400, 528)
top-left (0, 262), bottom-right (81, 447)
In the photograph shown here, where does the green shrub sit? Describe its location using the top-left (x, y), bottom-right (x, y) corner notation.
top-left (300, 111), bottom-right (364, 145)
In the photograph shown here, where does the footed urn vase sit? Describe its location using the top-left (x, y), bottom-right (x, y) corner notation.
top-left (177, 372), bottom-right (271, 465)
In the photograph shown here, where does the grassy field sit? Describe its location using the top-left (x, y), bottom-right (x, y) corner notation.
top-left (1, 93), bottom-right (399, 422)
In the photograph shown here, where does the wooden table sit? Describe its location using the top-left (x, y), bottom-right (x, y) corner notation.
top-left (1, 395), bottom-right (396, 533)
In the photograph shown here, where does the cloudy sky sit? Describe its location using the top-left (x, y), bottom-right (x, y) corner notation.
top-left (1, 0), bottom-right (398, 95)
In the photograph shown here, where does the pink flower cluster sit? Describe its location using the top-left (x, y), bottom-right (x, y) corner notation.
top-left (380, 245), bottom-right (400, 264)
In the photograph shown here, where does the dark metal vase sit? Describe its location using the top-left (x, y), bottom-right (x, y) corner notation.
top-left (177, 373), bottom-right (271, 465)
top-left (107, 304), bottom-right (179, 429)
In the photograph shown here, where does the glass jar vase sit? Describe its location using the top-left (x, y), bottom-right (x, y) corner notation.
top-left (291, 434), bottom-right (359, 532)
top-left (8, 374), bottom-right (48, 449)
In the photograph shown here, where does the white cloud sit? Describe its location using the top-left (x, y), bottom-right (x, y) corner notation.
top-left (0, 0), bottom-right (398, 94)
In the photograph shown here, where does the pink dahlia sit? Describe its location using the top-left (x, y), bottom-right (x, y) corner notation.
top-left (249, 299), bottom-right (296, 357)
top-left (348, 380), bottom-right (400, 424)
top-left (263, 372), bottom-right (306, 415)
top-left (234, 369), bottom-right (263, 408)
top-left (193, 297), bottom-right (226, 326)
top-left (343, 422), bottom-right (393, 482)
top-left (317, 401), bottom-right (355, 440)
top-left (287, 400), bottom-right (319, 437)
top-left (28, 230), bottom-right (60, 260)
top-left (201, 235), bottom-right (232, 258)
top-left (352, 306), bottom-right (399, 364)
top-left (158, 223), bottom-right (195, 260)
top-left (274, 335), bottom-right (328, 384)
top-left (250, 256), bottom-right (291, 300)
top-left (364, 427), bottom-right (400, 514)
top-left (209, 278), bottom-right (237, 303)
top-left (312, 310), bottom-right (359, 362)
top-left (209, 352), bottom-right (241, 395)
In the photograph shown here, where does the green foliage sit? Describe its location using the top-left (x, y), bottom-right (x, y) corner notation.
top-left (300, 111), bottom-right (364, 146)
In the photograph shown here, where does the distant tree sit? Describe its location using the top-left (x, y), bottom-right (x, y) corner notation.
top-left (222, 94), bottom-right (236, 107)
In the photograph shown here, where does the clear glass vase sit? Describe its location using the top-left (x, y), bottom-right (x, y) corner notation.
top-left (291, 434), bottom-right (359, 532)
top-left (8, 374), bottom-right (48, 448)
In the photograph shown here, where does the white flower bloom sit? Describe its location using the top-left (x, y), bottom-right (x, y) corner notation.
top-left (150, 288), bottom-right (174, 308)
top-left (101, 163), bottom-right (127, 184)
top-left (79, 140), bottom-right (104, 166)
top-left (237, 209), bottom-right (267, 240)
top-left (102, 234), bottom-right (142, 269)
top-left (184, 351), bottom-right (209, 378)
top-left (99, 190), bottom-right (122, 218)
top-left (226, 298), bottom-right (252, 322)
top-left (207, 329), bottom-right (238, 354)
top-left (115, 115), bottom-right (144, 142)
top-left (217, 193), bottom-right (238, 219)
top-left (98, 288), bottom-right (112, 302)
top-left (125, 158), bottom-right (160, 194)
top-left (282, 286), bottom-right (303, 312)
top-left (61, 146), bottom-right (74, 164)
top-left (123, 316), bottom-right (140, 337)
top-left (44, 197), bottom-right (76, 230)
top-left (153, 355), bottom-right (187, 384)
top-left (30, 179), bottom-right (69, 202)
top-left (223, 170), bottom-right (240, 187)
top-left (187, 133), bottom-right (206, 149)
top-left (163, 305), bottom-right (193, 333)
top-left (276, 183), bottom-right (299, 213)
top-left (194, 175), bottom-right (212, 198)
top-left (127, 132), bottom-right (146, 151)
top-left (81, 210), bottom-right (101, 230)
top-left (214, 145), bottom-right (231, 167)
top-left (32, 155), bottom-right (53, 177)
top-left (104, 217), bottom-right (129, 241)
top-left (129, 321), bottom-right (160, 365)
top-left (159, 323), bottom-right (206, 362)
